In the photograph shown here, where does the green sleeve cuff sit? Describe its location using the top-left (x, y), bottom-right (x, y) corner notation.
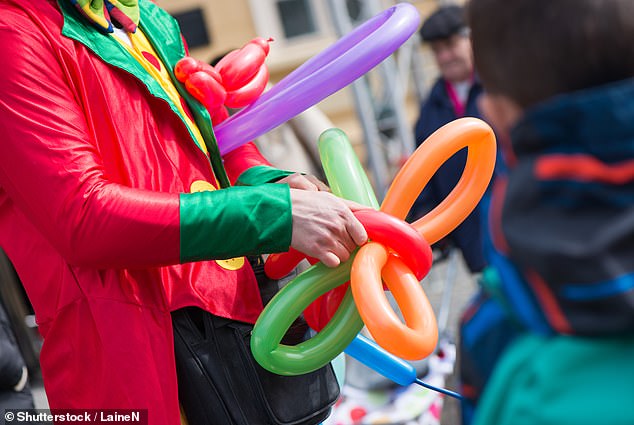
top-left (236, 165), bottom-right (294, 186)
top-left (180, 184), bottom-right (292, 262)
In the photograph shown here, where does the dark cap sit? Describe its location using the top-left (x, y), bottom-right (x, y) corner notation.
top-left (419, 4), bottom-right (467, 42)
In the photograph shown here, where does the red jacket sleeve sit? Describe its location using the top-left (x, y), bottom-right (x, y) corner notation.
top-left (0, 20), bottom-right (182, 269)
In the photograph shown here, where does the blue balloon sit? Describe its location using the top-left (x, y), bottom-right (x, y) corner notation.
top-left (345, 334), bottom-right (416, 386)
top-left (345, 334), bottom-right (463, 400)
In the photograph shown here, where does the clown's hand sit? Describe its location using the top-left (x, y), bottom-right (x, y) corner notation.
top-left (277, 173), bottom-right (329, 192)
top-left (289, 189), bottom-right (368, 268)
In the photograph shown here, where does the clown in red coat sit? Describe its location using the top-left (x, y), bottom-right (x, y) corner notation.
top-left (0, 0), bottom-right (368, 423)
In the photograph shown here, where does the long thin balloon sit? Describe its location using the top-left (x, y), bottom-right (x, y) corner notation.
top-left (318, 128), bottom-right (380, 209)
top-left (346, 334), bottom-right (463, 400)
top-left (350, 118), bottom-right (496, 359)
top-left (215, 3), bottom-right (421, 154)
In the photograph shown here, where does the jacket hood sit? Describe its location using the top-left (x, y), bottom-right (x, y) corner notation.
top-left (511, 77), bottom-right (634, 162)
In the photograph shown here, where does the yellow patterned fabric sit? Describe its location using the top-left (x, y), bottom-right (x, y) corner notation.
top-left (111, 29), bottom-right (208, 155)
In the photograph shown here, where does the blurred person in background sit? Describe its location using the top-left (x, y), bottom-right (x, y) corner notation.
top-left (409, 3), bottom-right (487, 274)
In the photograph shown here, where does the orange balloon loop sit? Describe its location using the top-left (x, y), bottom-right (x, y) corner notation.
top-left (352, 117), bottom-right (496, 360)
top-left (262, 118), bottom-right (496, 362)
top-left (351, 242), bottom-right (437, 360)
top-left (381, 117), bottom-right (497, 244)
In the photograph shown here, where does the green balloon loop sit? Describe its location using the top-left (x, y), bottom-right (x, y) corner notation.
top-left (251, 261), bottom-right (364, 375)
top-left (251, 128), bottom-right (379, 375)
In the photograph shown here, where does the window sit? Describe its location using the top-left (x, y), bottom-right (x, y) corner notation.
top-left (276, 0), bottom-right (317, 39)
top-left (171, 8), bottom-right (210, 49)
top-left (249, 0), bottom-right (332, 45)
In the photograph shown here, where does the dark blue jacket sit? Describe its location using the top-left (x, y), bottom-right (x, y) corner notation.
top-left (411, 77), bottom-right (486, 272)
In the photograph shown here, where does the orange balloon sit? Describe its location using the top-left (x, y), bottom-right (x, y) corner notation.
top-left (351, 242), bottom-right (437, 360)
top-left (351, 117), bottom-right (496, 360)
top-left (381, 117), bottom-right (497, 244)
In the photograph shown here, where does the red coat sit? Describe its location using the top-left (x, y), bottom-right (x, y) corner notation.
top-left (0, 0), bottom-right (292, 421)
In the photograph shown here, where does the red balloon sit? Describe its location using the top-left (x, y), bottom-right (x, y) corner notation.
top-left (250, 36), bottom-right (273, 55)
top-left (185, 71), bottom-right (227, 113)
top-left (216, 38), bottom-right (272, 91)
top-left (353, 209), bottom-right (432, 281)
top-left (199, 63), bottom-right (223, 84)
top-left (303, 284), bottom-right (348, 331)
top-left (174, 56), bottom-right (201, 82)
top-left (264, 248), bottom-right (307, 280)
top-left (210, 106), bottom-right (230, 126)
top-left (176, 38), bottom-right (271, 114)
top-left (224, 64), bottom-right (269, 108)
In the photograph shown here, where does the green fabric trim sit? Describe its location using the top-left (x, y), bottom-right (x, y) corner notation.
top-left (473, 333), bottom-right (634, 425)
top-left (179, 184), bottom-right (292, 262)
top-left (58, 0), bottom-right (230, 187)
top-left (236, 165), bottom-right (294, 186)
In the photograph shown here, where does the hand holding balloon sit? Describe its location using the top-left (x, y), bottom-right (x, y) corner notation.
top-left (263, 172), bottom-right (333, 280)
top-left (251, 127), bottom-right (388, 374)
top-left (288, 189), bottom-right (368, 268)
top-left (265, 128), bottom-right (379, 278)
top-left (265, 127), bottom-right (383, 330)
top-left (269, 209), bottom-right (431, 281)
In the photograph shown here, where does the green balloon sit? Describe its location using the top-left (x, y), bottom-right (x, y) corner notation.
top-left (251, 261), bottom-right (364, 375)
top-left (251, 128), bottom-right (378, 375)
top-left (318, 128), bottom-right (380, 209)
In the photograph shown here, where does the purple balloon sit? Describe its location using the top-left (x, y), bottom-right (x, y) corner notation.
top-left (215, 3), bottom-right (421, 155)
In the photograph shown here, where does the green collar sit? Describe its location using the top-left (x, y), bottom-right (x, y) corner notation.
top-left (58, 0), bottom-right (230, 188)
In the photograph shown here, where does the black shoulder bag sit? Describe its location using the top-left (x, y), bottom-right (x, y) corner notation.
top-left (172, 256), bottom-right (340, 425)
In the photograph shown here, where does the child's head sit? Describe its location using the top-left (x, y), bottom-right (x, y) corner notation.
top-left (467, 0), bottom-right (634, 132)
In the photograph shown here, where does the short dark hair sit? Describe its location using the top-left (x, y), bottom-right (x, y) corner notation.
top-left (468, 0), bottom-right (634, 108)
top-left (420, 4), bottom-right (467, 42)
